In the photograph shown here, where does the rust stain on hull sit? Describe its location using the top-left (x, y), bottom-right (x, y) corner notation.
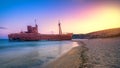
top-left (8, 33), bottom-right (73, 41)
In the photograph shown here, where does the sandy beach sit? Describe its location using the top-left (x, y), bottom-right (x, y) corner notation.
top-left (43, 42), bottom-right (88, 68)
top-left (44, 37), bottom-right (120, 68)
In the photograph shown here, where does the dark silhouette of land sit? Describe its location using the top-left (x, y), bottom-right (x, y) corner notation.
top-left (73, 28), bottom-right (120, 39)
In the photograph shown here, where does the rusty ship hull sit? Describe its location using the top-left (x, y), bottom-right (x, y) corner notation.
top-left (8, 22), bottom-right (73, 41)
top-left (8, 33), bottom-right (73, 41)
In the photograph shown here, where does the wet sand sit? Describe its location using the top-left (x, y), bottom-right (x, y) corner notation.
top-left (43, 41), bottom-right (88, 68)
top-left (44, 37), bottom-right (120, 68)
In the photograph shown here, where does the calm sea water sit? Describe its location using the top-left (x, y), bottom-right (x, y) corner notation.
top-left (0, 39), bottom-right (78, 68)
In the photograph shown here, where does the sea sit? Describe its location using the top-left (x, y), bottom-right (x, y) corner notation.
top-left (0, 38), bottom-right (120, 68)
top-left (0, 39), bottom-right (78, 68)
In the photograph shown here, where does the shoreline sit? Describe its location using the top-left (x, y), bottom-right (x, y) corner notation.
top-left (43, 41), bottom-right (89, 68)
top-left (43, 37), bottom-right (120, 68)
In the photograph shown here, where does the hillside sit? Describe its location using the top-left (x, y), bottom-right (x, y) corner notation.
top-left (73, 28), bottom-right (120, 39)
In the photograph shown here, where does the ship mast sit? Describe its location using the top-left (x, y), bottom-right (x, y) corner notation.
top-left (58, 20), bottom-right (62, 35)
top-left (34, 19), bottom-right (37, 27)
top-left (34, 19), bottom-right (38, 33)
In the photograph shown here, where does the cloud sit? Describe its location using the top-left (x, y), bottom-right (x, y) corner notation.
top-left (0, 27), bottom-right (7, 29)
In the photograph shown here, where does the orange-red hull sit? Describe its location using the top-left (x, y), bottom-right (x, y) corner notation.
top-left (8, 33), bottom-right (73, 41)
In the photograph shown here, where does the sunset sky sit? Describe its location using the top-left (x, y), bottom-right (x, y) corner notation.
top-left (0, 0), bottom-right (120, 38)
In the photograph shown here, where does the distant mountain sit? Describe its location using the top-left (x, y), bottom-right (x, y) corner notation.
top-left (73, 28), bottom-right (120, 39)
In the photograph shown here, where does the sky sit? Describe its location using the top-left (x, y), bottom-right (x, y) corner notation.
top-left (0, 0), bottom-right (120, 38)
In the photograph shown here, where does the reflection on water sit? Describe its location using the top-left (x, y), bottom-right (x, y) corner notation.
top-left (0, 40), bottom-right (78, 68)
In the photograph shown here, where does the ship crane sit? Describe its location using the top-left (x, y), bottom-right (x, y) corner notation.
top-left (58, 20), bottom-right (62, 35)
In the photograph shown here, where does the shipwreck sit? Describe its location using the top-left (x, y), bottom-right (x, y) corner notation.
top-left (8, 21), bottom-right (73, 41)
